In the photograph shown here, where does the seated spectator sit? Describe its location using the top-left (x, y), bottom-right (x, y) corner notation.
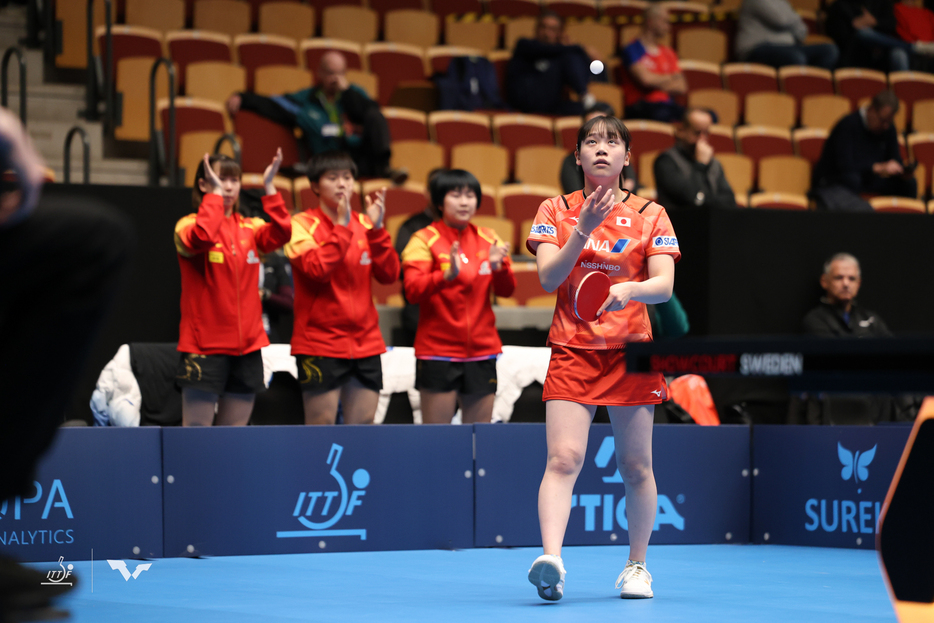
top-left (894, 0), bottom-right (934, 56)
top-left (620, 4), bottom-right (687, 123)
top-left (653, 108), bottom-right (737, 210)
top-left (811, 90), bottom-right (916, 212)
top-left (226, 51), bottom-right (402, 181)
top-left (560, 102), bottom-right (636, 194)
top-left (827, 0), bottom-right (913, 71)
top-left (735, 0), bottom-right (839, 70)
top-left (506, 11), bottom-right (596, 116)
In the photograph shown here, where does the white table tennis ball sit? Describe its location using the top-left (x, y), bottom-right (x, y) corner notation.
top-left (590, 60), bottom-right (604, 75)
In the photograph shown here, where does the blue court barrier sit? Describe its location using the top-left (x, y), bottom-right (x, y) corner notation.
top-left (752, 425), bottom-right (911, 549)
top-left (474, 424), bottom-right (752, 547)
top-left (0, 428), bottom-right (164, 563)
top-left (161, 425), bottom-right (474, 557)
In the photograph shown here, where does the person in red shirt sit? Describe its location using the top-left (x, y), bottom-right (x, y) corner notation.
top-left (285, 152), bottom-right (400, 425)
top-left (620, 4), bottom-right (687, 122)
top-left (895, 0), bottom-right (934, 55)
top-left (401, 170), bottom-right (516, 424)
top-left (174, 150), bottom-right (290, 427)
top-left (525, 116), bottom-right (680, 601)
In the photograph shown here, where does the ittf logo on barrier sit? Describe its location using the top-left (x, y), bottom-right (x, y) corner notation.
top-left (276, 443), bottom-right (370, 541)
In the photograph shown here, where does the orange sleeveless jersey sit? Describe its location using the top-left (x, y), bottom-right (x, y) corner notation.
top-left (526, 189), bottom-right (681, 350)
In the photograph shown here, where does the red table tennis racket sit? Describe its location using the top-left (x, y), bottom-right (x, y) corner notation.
top-left (573, 271), bottom-right (611, 322)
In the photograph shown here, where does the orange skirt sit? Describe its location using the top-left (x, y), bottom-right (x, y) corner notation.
top-left (542, 343), bottom-right (668, 406)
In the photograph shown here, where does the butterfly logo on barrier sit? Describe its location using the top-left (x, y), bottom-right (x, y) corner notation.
top-left (837, 442), bottom-right (877, 484)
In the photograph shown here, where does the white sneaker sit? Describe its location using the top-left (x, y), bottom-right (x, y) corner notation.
top-left (528, 554), bottom-right (566, 601)
top-left (615, 561), bottom-right (653, 599)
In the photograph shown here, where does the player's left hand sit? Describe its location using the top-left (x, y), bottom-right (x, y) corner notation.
top-left (263, 147), bottom-right (283, 195)
top-left (365, 187), bottom-right (386, 229)
top-left (596, 282), bottom-right (635, 317)
top-left (488, 241), bottom-right (510, 270)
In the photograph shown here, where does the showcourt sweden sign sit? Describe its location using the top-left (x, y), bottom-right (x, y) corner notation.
top-left (276, 443), bottom-right (370, 541)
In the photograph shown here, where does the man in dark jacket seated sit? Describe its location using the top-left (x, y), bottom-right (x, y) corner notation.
top-left (811, 90), bottom-right (916, 212)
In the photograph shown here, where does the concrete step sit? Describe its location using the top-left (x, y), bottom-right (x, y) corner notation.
top-left (45, 156), bottom-right (149, 186)
top-left (0, 5), bottom-right (26, 52)
top-left (7, 83), bottom-right (88, 123)
top-left (29, 119), bottom-right (105, 163)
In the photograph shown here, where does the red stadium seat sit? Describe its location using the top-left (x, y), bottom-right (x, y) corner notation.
top-left (869, 196), bottom-right (927, 214)
top-left (428, 110), bottom-right (492, 164)
top-left (908, 133), bottom-right (934, 197)
top-left (233, 109), bottom-right (303, 174)
top-left (778, 66), bottom-right (834, 120)
top-left (505, 266), bottom-right (548, 305)
top-left (499, 184), bottom-right (558, 248)
top-left (382, 107), bottom-right (428, 142)
top-left (543, 0), bottom-right (599, 20)
top-left (427, 45), bottom-right (484, 75)
top-left (735, 125), bottom-right (794, 175)
top-left (792, 127), bottom-right (828, 166)
top-left (626, 120), bottom-right (676, 171)
top-left (364, 42), bottom-right (427, 106)
top-left (235, 34), bottom-right (299, 92)
top-left (487, 50), bottom-right (510, 98)
top-left (748, 192), bottom-right (809, 210)
top-left (167, 30), bottom-right (233, 93)
top-left (300, 39), bottom-right (363, 72)
top-left (430, 0), bottom-right (483, 19)
top-left (96, 25), bottom-right (163, 90)
top-left (834, 67), bottom-right (887, 109)
top-left (722, 63), bottom-right (779, 118)
top-left (707, 125), bottom-right (736, 153)
top-left (493, 113), bottom-right (556, 175)
top-left (158, 97), bottom-right (230, 171)
top-left (602, 0), bottom-right (649, 20)
top-left (554, 116), bottom-right (581, 152)
top-left (889, 71), bottom-right (934, 129)
top-left (362, 179), bottom-right (427, 218)
top-left (487, 0), bottom-right (541, 18)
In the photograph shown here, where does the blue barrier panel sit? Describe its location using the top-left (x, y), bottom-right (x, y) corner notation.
top-left (753, 425), bottom-right (911, 549)
top-left (162, 425), bottom-right (474, 557)
top-left (475, 423), bottom-right (751, 547)
top-left (0, 428), bottom-right (163, 563)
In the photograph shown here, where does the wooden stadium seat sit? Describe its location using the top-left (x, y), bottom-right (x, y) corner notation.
top-left (708, 124), bottom-right (736, 153)
top-left (345, 70), bottom-right (378, 100)
top-left (186, 61), bottom-right (246, 105)
top-left (503, 17), bottom-right (537, 52)
top-left (514, 146), bottom-right (566, 188)
top-left (322, 6), bottom-right (378, 45)
top-left (908, 133), bottom-right (934, 197)
top-left (300, 39), bottom-right (364, 72)
top-left (96, 25), bottom-right (164, 91)
top-left (800, 94), bottom-right (851, 131)
top-left (662, 1), bottom-right (708, 17)
top-left (445, 20), bottom-right (499, 53)
top-left (235, 34), bottom-right (299, 91)
top-left (792, 127), bottom-right (827, 166)
top-left (717, 153), bottom-right (754, 206)
top-left (56, 0), bottom-right (106, 69)
top-left (430, 0), bottom-right (483, 19)
top-left (382, 107), bottom-right (428, 142)
top-left (745, 92), bottom-right (796, 129)
top-left (254, 65), bottom-right (313, 96)
top-left (602, 0), bottom-right (650, 20)
top-left (384, 9), bottom-right (440, 48)
top-left (114, 57), bottom-right (174, 141)
top-left (555, 116), bottom-right (581, 152)
top-left (688, 89), bottom-right (738, 128)
top-left (177, 130), bottom-right (239, 186)
top-left (588, 84), bottom-right (624, 119)
top-left (722, 63), bottom-right (778, 118)
top-left (778, 65), bottom-right (833, 118)
top-left (499, 184), bottom-right (559, 248)
top-left (748, 192), bottom-right (809, 210)
top-left (472, 216), bottom-right (515, 249)
top-left (869, 196), bottom-right (927, 214)
top-left (757, 155), bottom-right (810, 195)
top-left (487, 0), bottom-right (541, 19)
top-left (365, 42), bottom-right (428, 106)
top-left (912, 100), bottom-right (934, 134)
top-left (638, 150), bottom-right (659, 193)
top-left (193, 0), bottom-right (251, 38)
top-left (232, 109), bottom-right (302, 173)
top-left (390, 140), bottom-right (445, 185)
top-left (478, 184), bottom-right (499, 216)
top-left (626, 120), bottom-right (675, 171)
top-left (889, 71), bottom-right (934, 129)
top-left (677, 27), bottom-right (727, 64)
top-left (370, 0), bottom-right (424, 24)
top-left (834, 67), bottom-right (887, 109)
top-left (258, 2), bottom-right (315, 43)
top-left (451, 143), bottom-right (510, 189)
top-left (125, 0), bottom-right (184, 34)
top-left (735, 125), bottom-right (793, 169)
top-left (564, 22), bottom-right (616, 63)
top-left (167, 30), bottom-right (233, 93)
top-left (427, 46), bottom-right (485, 75)
top-left (679, 60), bottom-right (723, 92)
top-left (543, 0), bottom-right (599, 20)
top-left (158, 97), bottom-right (231, 172)
top-left (493, 114), bottom-right (556, 174)
top-left (502, 265), bottom-right (548, 305)
top-left (428, 110), bottom-right (492, 162)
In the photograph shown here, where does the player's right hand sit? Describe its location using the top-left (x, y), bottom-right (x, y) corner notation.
top-left (577, 184), bottom-right (614, 236)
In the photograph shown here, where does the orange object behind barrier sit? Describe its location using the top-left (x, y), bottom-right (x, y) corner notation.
top-left (668, 374), bottom-right (720, 426)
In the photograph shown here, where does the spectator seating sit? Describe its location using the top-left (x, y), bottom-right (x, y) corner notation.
top-left (114, 57), bottom-right (174, 142)
top-left (688, 89), bottom-right (738, 128)
top-left (253, 66), bottom-right (313, 96)
top-left (322, 6), bottom-right (378, 44)
top-left (792, 127), bottom-right (828, 166)
top-left (735, 126), bottom-right (793, 170)
top-left (602, 0), bottom-right (650, 20)
top-left (193, 0), bottom-right (251, 38)
top-left (625, 120), bottom-right (675, 170)
top-left (503, 16), bottom-right (536, 51)
top-left (451, 143), bottom-right (509, 189)
top-left (679, 60), bottom-right (724, 92)
top-left (56, 0), bottom-right (107, 69)
top-left (554, 116), bottom-right (581, 151)
top-left (258, 2), bottom-right (315, 43)
top-left (473, 215), bottom-right (515, 246)
top-left (745, 92), bottom-right (796, 129)
top-left (178, 130), bottom-right (239, 186)
top-left (235, 34), bottom-right (299, 91)
top-left (345, 69), bottom-right (379, 99)
top-left (868, 196), bottom-right (926, 213)
top-left (384, 9), bottom-right (440, 48)
top-left (96, 25), bottom-right (163, 90)
top-left (427, 45), bottom-right (484, 74)
top-left (186, 61), bottom-right (247, 105)
top-left (430, 0), bottom-right (483, 19)
top-left (501, 265), bottom-right (548, 306)
top-left (445, 20), bottom-right (499, 53)
top-left (167, 30), bottom-right (234, 93)
top-left (158, 97), bottom-right (230, 173)
top-left (758, 155), bottom-right (811, 195)
top-left (799, 94), bottom-right (851, 131)
top-left (383, 107), bottom-right (429, 142)
top-left (364, 42), bottom-right (428, 106)
top-left (544, 0), bottom-right (599, 20)
top-left (588, 83), bottom-right (624, 119)
top-left (908, 133), bottom-right (934, 197)
top-left (778, 66), bottom-right (833, 119)
top-left (125, 0), bottom-right (184, 34)
top-left (717, 152), bottom-right (754, 206)
top-left (493, 114), bottom-right (555, 174)
top-left (677, 27), bottom-right (727, 64)
top-left (889, 71), bottom-right (934, 129)
top-left (390, 140), bottom-right (445, 184)
top-left (300, 39), bottom-right (364, 71)
top-left (514, 146), bottom-right (566, 188)
top-left (487, 0), bottom-right (541, 19)
top-left (564, 21), bottom-right (616, 62)
top-left (749, 192), bottom-right (809, 210)
top-left (708, 124), bottom-right (737, 153)
top-left (232, 108), bottom-right (302, 173)
top-left (499, 184), bottom-right (557, 248)
top-left (912, 100), bottom-right (934, 133)
top-left (722, 63), bottom-right (778, 119)
top-left (428, 110), bottom-right (492, 163)
top-left (362, 180), bottom-right (427, 218)
top-left (834, 68), bottom-right (887, 109)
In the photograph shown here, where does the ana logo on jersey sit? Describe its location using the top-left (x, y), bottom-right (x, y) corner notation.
top-left (359, 251), bottom-right (371, 266)
top-left (584, 238), bottom-right (631, 253)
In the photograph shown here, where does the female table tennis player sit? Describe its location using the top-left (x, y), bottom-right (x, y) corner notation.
top-left (525, 116), bottom-right (681, 601)
top-left (284, 151), bottom-right (399, 425)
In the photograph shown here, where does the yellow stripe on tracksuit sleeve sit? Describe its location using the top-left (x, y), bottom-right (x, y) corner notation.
top-left (284, 215), bottom-right (320, 260)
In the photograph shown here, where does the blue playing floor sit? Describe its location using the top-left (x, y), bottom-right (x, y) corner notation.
top-left (32, 544), bottom-right (896, 622)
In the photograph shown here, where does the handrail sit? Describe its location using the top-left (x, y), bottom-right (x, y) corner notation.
top-left (148, 58), bottom-right (177, 186)
top-left (214, 133), bottom-right (242, 165)
top-left (1, 47), bottom-right (26, 125)
top-left (64, 126), bottom-right (91, 184)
